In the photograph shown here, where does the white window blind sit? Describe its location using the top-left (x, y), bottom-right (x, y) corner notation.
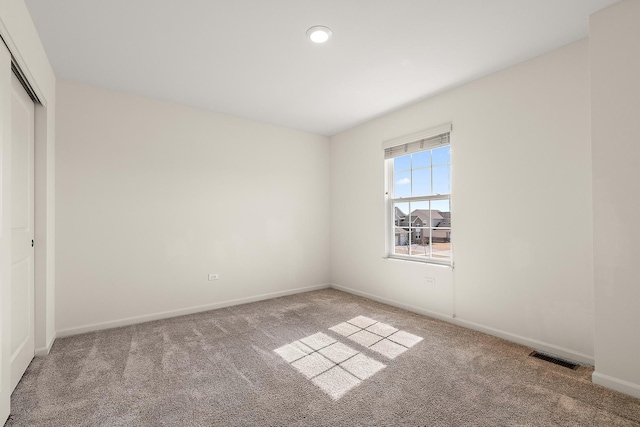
top-left (382, 123), bottom-right (452, 159)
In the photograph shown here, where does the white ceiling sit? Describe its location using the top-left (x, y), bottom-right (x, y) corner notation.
top-left (25, 0), bottom-right (619, 136)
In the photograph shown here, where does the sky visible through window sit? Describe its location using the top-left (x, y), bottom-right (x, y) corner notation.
top-left (393, 146), bottom-right (450, 202)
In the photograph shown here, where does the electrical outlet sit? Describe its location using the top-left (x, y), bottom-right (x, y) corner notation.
top-left (208, 273), bottom-right (219, 281)
top-left (425, 277), bottom-right (436, 286)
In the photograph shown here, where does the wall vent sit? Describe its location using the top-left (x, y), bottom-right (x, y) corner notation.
top-left (529, 351), bottom-right (578, 370)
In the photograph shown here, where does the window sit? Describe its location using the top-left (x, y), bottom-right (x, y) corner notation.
top-left (383, 124), bottom-right (452, 264)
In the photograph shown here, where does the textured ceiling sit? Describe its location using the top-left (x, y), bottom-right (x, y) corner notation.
top-left (26, 0), bottom-right (619, 135)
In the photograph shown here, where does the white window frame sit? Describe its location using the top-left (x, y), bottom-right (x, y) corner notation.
top-left (383, 123), bottom-right (453, 266)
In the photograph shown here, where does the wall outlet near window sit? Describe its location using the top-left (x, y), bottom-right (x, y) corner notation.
top-left (208, 273), bottom-right (219, 281)
top-left (425, 277), bottom-right (436, 286)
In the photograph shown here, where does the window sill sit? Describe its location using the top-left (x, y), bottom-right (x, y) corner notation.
top-left (383, 254), bottom-right (453, 268)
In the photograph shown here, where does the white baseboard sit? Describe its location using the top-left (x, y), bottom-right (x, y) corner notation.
top-left (330, 283), bottom-right (595, 366)
top-left (35, 335), bottom-right (56, 357)
top-left (330, 283), bottom-right (455, 323)
top-left (593, 371), bottom-right (640, 399)
top-left (453, 317), bottom-right (594, 366)
top-left (56, 283), bottom-right (331, 338)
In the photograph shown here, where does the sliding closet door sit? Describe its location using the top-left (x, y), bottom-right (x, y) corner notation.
top-left (0, 40), bottom-right (12, 424)
top-left (9, 72), bottom-right (35, 394)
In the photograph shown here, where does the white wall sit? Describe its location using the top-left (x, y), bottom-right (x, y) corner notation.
top-left (330, 40), bottom-right (594, 364)
top-left (590, 0), bottom-right (640, 399)
top-left (0, 0), bottom-right (56, 421)
top-left (55, 80), bottom-right (330, 334)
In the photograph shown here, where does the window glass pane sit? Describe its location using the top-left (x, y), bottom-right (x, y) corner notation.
top-left (394, 155), bottom-right (411, 172)
top-left (409, 228), bottom-right (430, 257)
top-left (394, 228), bottom-right (409, 256)
top-left (431, 199), bottom-right (450, 226)
top-left (394, 202), bottom-right (409, 227)
top-left (433, 221), bottom-right (450, 232)
top-left (432, 146), bottom-right (450, 165)
top-left (430, 199), bottom-right (450, 213)
top-left (431, 198), bottom-right (451, 260)
top-left (409, 201), bottom-right (429, 229)
top-left (394, 171), bottom-right (411, 198)
top-left (432, 165), bottom-right (450, 194)
top-left (410, 201), bottom-right (429, 210)
top-left (411, 168), bottom-right (431, 197)
top-left (413, 227), bottom-right (425, 241)
top-left (431, 233), bottom-right (452, 261)
top-left (431, 228), bottom-right (451, 243)
top-left (412, 150), bottom-right (430, 169)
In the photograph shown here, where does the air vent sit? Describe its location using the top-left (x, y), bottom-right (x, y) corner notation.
top-left (529, 351), bottom-right (578, 370)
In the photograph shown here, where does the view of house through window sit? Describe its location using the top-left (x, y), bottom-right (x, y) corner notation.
top-left (387, 140), bottom-right (451, 263)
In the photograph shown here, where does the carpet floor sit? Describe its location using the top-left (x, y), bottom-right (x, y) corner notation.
top-left (7, 289), bottom-right (640, 426)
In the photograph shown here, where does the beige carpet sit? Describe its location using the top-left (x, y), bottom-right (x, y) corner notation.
top-left (8, 289), bottom-right (640, 426)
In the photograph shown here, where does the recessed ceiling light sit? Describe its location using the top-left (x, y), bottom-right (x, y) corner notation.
top-left (307, 26), bottom-right (332, 44)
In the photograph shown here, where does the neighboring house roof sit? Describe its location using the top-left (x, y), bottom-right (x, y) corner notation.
top-left (411, 209), bottom-right (444, 222)
top-left (437, 211), bottom-right (451, 227)
top-left (395, 207), bottom-right (406, 220)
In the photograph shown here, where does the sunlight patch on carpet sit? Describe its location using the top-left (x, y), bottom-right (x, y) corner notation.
top-left (338, 317), bottom-right (423, 359)
top-left (274, 316), bottom-right (423, 400)
top-left (274, 332), bottom-right (385, 400)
